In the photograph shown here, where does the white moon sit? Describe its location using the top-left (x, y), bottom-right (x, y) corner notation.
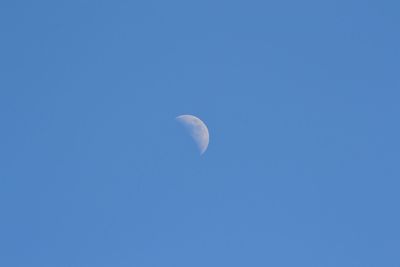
top-left (176, 114), bottom-right (209, 155)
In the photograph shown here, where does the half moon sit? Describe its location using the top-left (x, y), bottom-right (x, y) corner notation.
top-left (176, 114), bottom-right (209, 155)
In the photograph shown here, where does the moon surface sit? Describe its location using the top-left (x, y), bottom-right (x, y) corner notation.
top-left (176, 115), bottom-right (209, 155)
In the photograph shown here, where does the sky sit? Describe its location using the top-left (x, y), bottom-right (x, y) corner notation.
top-left (0, 0), bottom-right (399, 266)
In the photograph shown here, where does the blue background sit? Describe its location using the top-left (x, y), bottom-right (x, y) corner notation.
top-left (1, 0), bottom-right (399, 266)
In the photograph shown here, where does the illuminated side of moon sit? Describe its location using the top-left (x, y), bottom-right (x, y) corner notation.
top-left (176, 114), bottom-right (209, 155)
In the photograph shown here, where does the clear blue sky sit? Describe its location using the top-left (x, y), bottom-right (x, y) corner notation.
top-left (1, 1), bottom-right (399, 266)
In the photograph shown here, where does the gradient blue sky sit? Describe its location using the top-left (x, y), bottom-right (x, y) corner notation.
top-left (1, 1), bottom-right (399, 266)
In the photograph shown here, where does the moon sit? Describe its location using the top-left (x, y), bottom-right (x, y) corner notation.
top-left (176, 114), bottom-right (209, 155)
